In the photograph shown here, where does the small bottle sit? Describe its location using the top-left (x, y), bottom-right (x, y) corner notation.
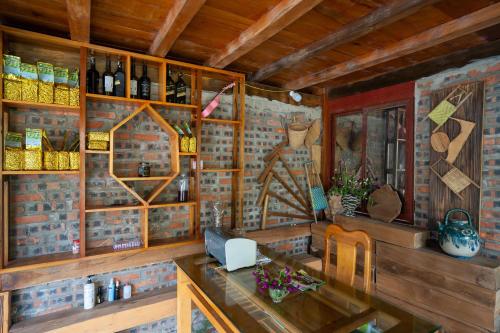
top-left (96, 286), bottom-right (103, 304)
top-left (123, 284), bottom-right (132, 300)
top-left (178, 173), bottom-right (189, 203)
top-left (108, 278), bottom-right (115, 302)
top-left (166, 66), bottom-right (176, 103)
top-left (83, 276), bottom-right (95, 310)
top-left (175, 73), bottom-right (186, 104)
top-left (103, 56), bottom-right (114, 96)
top-left (113, 60), bottom-right (125, 97)
top-left (138, 61), bottom-right (151, 100)
top-left (130, 58), bottom-right (138, 98)
top-left (115, 280), bottom-right (120, 300)
top-left (86, 54), bottom-right (99, 94)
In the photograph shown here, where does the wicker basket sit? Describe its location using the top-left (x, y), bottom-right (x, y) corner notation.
top-left (288, 123), bottom-right (308, 149)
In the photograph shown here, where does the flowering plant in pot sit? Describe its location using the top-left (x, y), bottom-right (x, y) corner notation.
top-left (253, 265), bottom-right (298, 303)
top-left (328, 168), bottom-right (372, 217)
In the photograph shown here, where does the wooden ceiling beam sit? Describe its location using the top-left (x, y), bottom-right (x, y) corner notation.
top-left (149, 0), bottom-right (206, 57)
top-left (328, 37), bottom-right (500, 98)
top-left (249, 0), bottom-right (438, 82)
top-left (284, 2), bottom-right (500, 90)
top-left (204, 0), bottom-right (322, 68)
top-left (65, 0), bottom-right (91, 42)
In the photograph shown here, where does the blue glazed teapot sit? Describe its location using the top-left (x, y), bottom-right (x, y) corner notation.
top-left (438, 208), bottom-right (481, 258)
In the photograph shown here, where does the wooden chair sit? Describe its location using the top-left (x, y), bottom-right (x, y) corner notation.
top-left (323, 224), bottom-right (372, 293)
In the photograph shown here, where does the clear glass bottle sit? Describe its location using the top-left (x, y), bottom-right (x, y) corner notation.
top-left (178, 173), bottom-right (189, 202)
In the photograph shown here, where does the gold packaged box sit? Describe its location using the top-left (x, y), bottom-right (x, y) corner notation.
top-left (87, 140), bottom-right (108, 151)
top-left (43, 151), bottom-right (58, 170)
top-left (54, 85), bottom-right (69, 105)
top-left (38, 81), bottom-right (54, 104)
top-left (189, 137), bottom-right (196, 153)
top-left (57, 151), bottom-right (70, 170)
top-left (88, 132), bottom-right (110, 142)
top-left (4, 149), bottom-right (23, 171)
top-left (69, 87), bottom-right (79, 107)
top-left (20, 63), bottom-right (38, 102)
top-left (69, 152), bottom-right (80, 170)
top-left (24, 150), bottom-right (42, 170)
top-left (180, 136), bottom-right (190, 152)
top-left (3, 77), bottom-right (22, 101)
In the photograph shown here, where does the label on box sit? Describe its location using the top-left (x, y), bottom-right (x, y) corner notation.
top-left (20, 63), bottom-right (38, 80)
top-left (68, 69), bottom-right (79, 88)
top-left (37, 62), bottom-right (54, 83)
top-left (54, 67), bottom-right (69, 84)
top-left (3, 55), bottom-right (21, 76)
top-left (5, 132), bottom-right (22, 149)
top-left (25, 128), bottom-right (43, 150)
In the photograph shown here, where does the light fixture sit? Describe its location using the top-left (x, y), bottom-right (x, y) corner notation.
top-left (289, 90), bottom-right (302, 103)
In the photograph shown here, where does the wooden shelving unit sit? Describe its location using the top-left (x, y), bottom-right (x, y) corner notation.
top-left (0, 25), bottom-right (245, 270)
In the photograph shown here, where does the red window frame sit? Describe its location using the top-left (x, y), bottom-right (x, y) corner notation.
top-left (324, 82), bottom-right (415, 223)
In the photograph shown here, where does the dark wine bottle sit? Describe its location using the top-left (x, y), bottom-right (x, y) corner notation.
top-left (130, 58), bottom-right (138, 99)
top-left (86, 55), bottom-right (99, 94)
top-left (175, 73), bottom-right (187, 104)
top-left (166, 66), bottom-right (175, 103)
top-left (103, 56), bottom-right (114, 96)
top-left (138, 61), bottom-right (151, 100)
top-left (113, 60), bottom-right (125, 97)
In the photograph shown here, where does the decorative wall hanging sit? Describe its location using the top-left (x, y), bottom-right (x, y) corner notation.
top-left (426, 86), bottom-right (472, 133)
top-left (367, 184), bottom-right (402, 223)
top-left (428, 82), bottom-right (483, 231)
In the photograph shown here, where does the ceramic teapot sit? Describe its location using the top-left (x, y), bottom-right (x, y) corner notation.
top-left (438, 208), bottom-right (481, 258)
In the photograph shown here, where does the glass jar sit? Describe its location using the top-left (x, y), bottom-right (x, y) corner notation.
top-left (178, 173), bottom-right (188, 202)
top-left (138, 162), bottom-right (150, 177)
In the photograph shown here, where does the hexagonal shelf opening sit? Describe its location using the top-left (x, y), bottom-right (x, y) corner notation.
top-left (110, 104), bottom-right (179, 204)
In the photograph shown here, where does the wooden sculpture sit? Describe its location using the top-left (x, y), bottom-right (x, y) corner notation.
top-left (445, 117), bottom-right (475, 164)
top-left (430, 158), bottom-right (480, 200)
top-left (367, 185), bottom-right (402, 223)
top-left (426, 86), bottom-right (472, 133)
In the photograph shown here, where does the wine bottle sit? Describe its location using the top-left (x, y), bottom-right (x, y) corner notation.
top-left (175, 73), bottom-right (187, 104)
top-left (103, 56), bottom-right (114, 96)
top-left (138, 61), bottom-right (151, 100)
top-left (113, 60), bottom-right (125, 97)
top-left (130, 58), bottom-right (138, 98)
top-left (86, 55), bottom-right (99, 94)
top-left (166, 66), bottom-right (175, 103)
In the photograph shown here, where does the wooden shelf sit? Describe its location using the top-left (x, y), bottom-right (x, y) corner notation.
top-left (1, 99), bottom-right (80, 112)
top-left (6, 251), bottom-right (79, 269)
top-left (179, 152), bottom-right (197, 156)
top-left (85, 204), bottom-right (145, 213)
top-left (118, 175), bottom-right (173, 181)
top-left (86, 245), bottom-right (145, 257)
top-left (2, 170), bottom-right (80, 175)
top-left (148, 236), bottom-right (197, 248)
top-left (86, 93), bottom-right (197, 109)
top-left (200, 118), bottom-right (241, 125)
top-left (9, 287), bottom-right (176, 333)
top-left (85, 150), bottom-right (110, 154)
top-left (149, 201), bottom-right (196, 209)
top-left (201, 168), bottom-right (241, 173)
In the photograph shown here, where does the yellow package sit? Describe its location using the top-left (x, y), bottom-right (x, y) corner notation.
top-left (88, 132), bottom-right (110, 142)
top-left (180, 136), bottom-right (189, 152)
top-left (69, 152), bottom-right (80, 170)
top-left (24, 150), bottom-right (42, 170)
top-left (87, 140), bottom-right (108, 151)
top-left (69, 87), bottom-right (79, 106)
top-left (54, 85), bottom-right (69, 105)
top-left (43, 151), bottom-right (58, 170)
top-left (4, 149), bottom-right (23, 170)
top-left (57, 151), bottom-right (69, 170)
top-left (188, 136), bottom-right (197, 153)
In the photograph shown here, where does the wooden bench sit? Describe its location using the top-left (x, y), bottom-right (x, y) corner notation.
top-left (9, 287), bottom-right (176, 333)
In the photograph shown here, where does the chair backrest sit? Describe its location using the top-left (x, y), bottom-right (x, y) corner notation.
top-left (323, 224), bottom-right (372, 292)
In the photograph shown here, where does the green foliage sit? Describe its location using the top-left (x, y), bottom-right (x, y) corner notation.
top-left (328, 168), bottom-right (372, 201)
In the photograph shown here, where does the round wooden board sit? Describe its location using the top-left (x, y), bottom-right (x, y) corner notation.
top-left (431, 132), bottom-right (450, 153)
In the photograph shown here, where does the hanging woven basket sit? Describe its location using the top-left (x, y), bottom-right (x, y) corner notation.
top-left (288, 123), bottom-right (308, 149)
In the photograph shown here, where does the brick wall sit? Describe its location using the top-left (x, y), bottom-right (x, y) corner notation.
top-left (414, 55), bottom-right (500, 259)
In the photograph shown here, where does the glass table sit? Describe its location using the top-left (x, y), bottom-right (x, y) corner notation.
top-left (175, 247), bottom-right (441, 333)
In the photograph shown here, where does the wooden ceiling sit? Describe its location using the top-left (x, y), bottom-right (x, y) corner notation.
top-left (1, 0), bottom-right (500, 96)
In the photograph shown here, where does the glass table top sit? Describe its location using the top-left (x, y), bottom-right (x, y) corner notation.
top-left (175, 247), bottom-right (441, 333)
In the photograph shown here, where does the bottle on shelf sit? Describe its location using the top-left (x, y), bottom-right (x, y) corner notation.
top-left (83, 276), bottom-right (95, 310)
top-left (166, 66), bottom-right (176, 103)
top-left (113, 60), bottom-right (125, 97)
top-left (130, 58), bottom-right (138, 99)
top-left (108, 278), bottom-right (115, 302)
top-left (115, 280), bottom-right (120, 300)
top-left (103, 55), bottom-right (114, 96)
top-left (178, 173), bottom-right (189, 202)
top-left (175, 73), bottom-right (187, 104)
top-left (86, 54), bottom-right (99, 94)
top-left (183, 121), bottom-right (196, 153)
top-left (138, 61), bottom-right (151, 100)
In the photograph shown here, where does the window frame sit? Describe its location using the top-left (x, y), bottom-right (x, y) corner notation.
top-left (324, 82), bottom-right (415, 223)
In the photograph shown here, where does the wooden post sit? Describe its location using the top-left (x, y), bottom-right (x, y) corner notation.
top-left (194, 70), bottom-right (202, 237)
top-left (261, 195), bottom-right (269, 230)
top-left (177, 268), bottom-right (192, 333)
top-left (79, 46), bottom-right (88, 257)
top-left (0, 291), bottom-right (10, 333)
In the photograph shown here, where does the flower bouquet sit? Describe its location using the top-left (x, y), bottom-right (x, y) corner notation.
top-left (253, 265), bottom-right (298, 303)
top-left (328, 167), bottom-right (372, 217)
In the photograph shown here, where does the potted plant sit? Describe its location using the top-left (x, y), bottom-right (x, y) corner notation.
top-left (253, 265), bottom-right (298, 303)
top-left (328, 168), bottom-right (372, 217)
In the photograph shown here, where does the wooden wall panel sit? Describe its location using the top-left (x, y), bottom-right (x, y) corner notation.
top-left (429, 81), bottom-right (484, 230)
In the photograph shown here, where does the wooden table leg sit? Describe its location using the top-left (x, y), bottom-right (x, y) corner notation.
top-left (177, 268), bottom-right (192, 333)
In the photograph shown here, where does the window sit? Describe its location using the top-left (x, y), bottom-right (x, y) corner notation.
top-left (325, 83), bottom-right (414, 223)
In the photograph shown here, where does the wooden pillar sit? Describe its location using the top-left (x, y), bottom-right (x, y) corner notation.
top-left (0, 291), bottom-right (10, 333)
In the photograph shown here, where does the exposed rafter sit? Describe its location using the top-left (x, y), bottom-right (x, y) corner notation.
top-left (65, 0), bottom-right (91, 42)
top-left (204, 0), bottom-right (322, 68)
top-left (149, 0), bottom-right (206, 57)
top-left (284, 2), bottom-right (500, 90)
top-left (249, 0), bottom-right (438, 82)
